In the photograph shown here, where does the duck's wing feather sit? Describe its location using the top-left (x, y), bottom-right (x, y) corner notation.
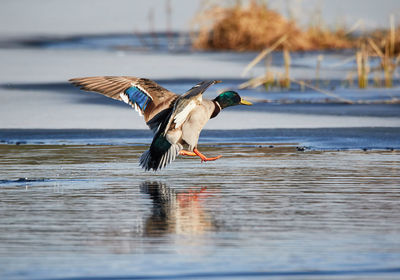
top-left (180, 80), bottom-right (222, 101)
top-left (163, 80), bottom-right (221, 133)
top-left (69, 76), bottom-right (178, 131)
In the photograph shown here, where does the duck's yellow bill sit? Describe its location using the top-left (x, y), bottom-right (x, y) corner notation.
top-left (240, 99), bottom-right (253, 105)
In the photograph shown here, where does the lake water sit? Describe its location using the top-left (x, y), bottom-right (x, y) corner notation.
top-left (1, 130), bottom-right (400, 279)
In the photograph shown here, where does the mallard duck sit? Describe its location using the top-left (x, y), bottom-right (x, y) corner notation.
top-left (69, 76), bottom-right (252, 171)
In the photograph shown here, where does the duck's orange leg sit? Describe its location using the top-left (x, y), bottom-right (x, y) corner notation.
top-left (179, 150), bottom-right (197, 156)
top-left (193, 148), bottom-right (222, 162)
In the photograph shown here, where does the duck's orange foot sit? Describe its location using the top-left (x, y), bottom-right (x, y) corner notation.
top-left (199, 155), bottom-right (222, 162)
top-left (194, 148), bottom-right (222, 162)
top-left (180, 148), bottom-right (222, 162)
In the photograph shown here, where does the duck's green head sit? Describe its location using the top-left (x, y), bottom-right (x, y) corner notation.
top-left (214, 91), bottom-right (252, 109)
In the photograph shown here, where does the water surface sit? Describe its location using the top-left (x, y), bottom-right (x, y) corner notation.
top-left (1, 140), bottom-right (400, 279)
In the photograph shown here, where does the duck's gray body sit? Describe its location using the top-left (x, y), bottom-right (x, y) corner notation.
top-left (180, 99), bottom-right (217, 150)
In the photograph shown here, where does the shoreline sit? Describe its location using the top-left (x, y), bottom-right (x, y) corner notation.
top-left (1, 127), bottom-right (400, 150)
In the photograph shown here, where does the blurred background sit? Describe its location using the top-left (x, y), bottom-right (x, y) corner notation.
top-left (1, 0), bottom-right (400, 129)
top-left (0, 0), bottom-right (400, 129)
top-left (1, 0), bottom-right (400, 37)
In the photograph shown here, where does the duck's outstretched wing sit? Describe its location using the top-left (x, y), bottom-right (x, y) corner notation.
top-left (69, 76), bottom-right (178, 131)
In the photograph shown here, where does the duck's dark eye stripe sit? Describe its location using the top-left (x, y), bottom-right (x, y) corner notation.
top-left (125, 86), bottom-right (151, 111)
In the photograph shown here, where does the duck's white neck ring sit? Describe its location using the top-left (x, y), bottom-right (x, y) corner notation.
top-left (210, 101), bottom-right (222, 119)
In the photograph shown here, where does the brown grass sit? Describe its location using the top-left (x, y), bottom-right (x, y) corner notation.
top-left (192, 1), bottom-right (353, 51)
top-left (305, 26), bottom-right (353, 50)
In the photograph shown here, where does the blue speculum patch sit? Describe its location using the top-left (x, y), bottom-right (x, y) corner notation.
top-left (125, 86), bottom-right (151, 111)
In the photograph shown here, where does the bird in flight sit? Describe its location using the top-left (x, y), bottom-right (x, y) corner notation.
top-left (69, 76), bottom-right (252, 171)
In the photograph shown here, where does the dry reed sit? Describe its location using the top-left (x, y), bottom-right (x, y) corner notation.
top-left (356, 42), bottom-right (370, 89)
top-left (315, 55), bottom-right (323, 87)
top-left (366, 16), bottom-right (399, 88)
top-left (281, 45), bottom-right (291, 88)
top-left (368, 17), bottom-right (400, 57)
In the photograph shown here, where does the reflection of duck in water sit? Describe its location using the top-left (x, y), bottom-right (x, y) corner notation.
top-left (140, 181), bottom-right (215, 236)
